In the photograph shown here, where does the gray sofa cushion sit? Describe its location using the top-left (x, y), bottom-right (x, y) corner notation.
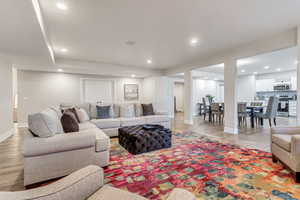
top-left (79, 122), bottom-right (97, 131)
top-left (79, 128), bottom-right (110, 152)
top-left (120, 104), bottom-right (135, 118)
top-left (143, 115), bottom-right (170, 124)
top-left (91, 118), bottom-right (121, 129)
top-left (120, 117), bottom-right (146, 127)
top-left (28, 108), bottom-right (63, 138)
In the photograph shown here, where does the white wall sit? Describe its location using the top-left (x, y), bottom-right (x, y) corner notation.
top-left (193, 79), bottom-right (224, 115)
top-left (142, 76), bottom-right (174, 117)
top-left (174, 82), bottom-right (184, 112)
top-left (237, 75), bottom-right (256, 102)
top-left (17, 70), bottom-right (143, 123)
top-left (0, 59), bottom-right (13, 141)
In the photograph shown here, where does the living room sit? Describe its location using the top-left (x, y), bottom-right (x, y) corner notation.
top-left (1, 0), bottom-right (300, 199)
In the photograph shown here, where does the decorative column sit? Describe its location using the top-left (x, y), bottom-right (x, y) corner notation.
top-left (297, 26), bottom-right (300, 125)
top-left (184, 70), bottom-right (194, 125)
top-left (224, 58), bottom-right (239, 134)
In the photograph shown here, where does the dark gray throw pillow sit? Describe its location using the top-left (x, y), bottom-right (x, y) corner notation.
top-left (61, 111), bottom-right (79, 133)
top-left (141, 103), bottom-right (154, 116)
top-left (96, 105), bottom-right (111, 119)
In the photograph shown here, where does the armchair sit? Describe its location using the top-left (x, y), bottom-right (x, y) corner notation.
top-left (271, 127), bottom-right (300, 183)
top-left (0, 165), bottom-right (196, 200)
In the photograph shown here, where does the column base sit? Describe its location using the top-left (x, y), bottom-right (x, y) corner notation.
top-left (184, 120), bottom-right (193, 125)
top-left (224, 127), bottom-right (239, 134)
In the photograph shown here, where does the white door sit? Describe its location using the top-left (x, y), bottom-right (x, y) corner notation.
top-left (83, 79), bottom-right (114, 103)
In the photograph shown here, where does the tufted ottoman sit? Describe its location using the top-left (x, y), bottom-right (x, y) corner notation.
top-left (118, 125), bottom-right (172, 154)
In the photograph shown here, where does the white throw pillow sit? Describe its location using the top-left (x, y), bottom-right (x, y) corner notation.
top-left (120, 104), bottom-right (135, 118)
top-left (76, 108), bottom-right (90, 123)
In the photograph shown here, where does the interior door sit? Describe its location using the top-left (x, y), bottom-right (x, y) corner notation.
top-left (83, 79), bottom-right (114, 104)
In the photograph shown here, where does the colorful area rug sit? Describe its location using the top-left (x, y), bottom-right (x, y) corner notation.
top-left (104, 132), bottom-right (300, 200)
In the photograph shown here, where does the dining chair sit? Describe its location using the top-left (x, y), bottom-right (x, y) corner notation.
top-left (238, 103), bottom-right (248, 127)
top-left (211, 103), bottom-right (223, 124)
top-left (255, 96), bottom-right (279, 127)
top-left (202, 97), bottom-right (210, 120)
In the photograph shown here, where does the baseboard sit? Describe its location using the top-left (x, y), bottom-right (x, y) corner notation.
top-left (17, 122), bottom-right (28, 128)
top-left (184, 120), bottom-right (193, 125)
top-left (0, 129), bottom-right (14, 143)
top-left (224, 127), bottom-right (239, 134)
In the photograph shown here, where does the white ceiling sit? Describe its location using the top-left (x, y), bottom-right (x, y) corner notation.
top-left (38, 0), bottom-right (300, 69)
top-left (0, 0), bottom-right (51, 61)
top-left (171, 47), bottom-right (298, 80)
top-left (0, 0), bottom-right (300, 71)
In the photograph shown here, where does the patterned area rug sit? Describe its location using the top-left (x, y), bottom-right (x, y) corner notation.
top-left (104, 131), bottom-right (300, 200)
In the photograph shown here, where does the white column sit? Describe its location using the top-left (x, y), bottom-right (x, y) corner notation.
top-left (224, 58), bottom-right (238, 134)
top-left (184, 70), bottom-right (194, 125)
top-left (296, 26), bottom-right (300, 125)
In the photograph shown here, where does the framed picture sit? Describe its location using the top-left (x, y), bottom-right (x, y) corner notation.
top-left (124, 84), bottom-right (139, 101)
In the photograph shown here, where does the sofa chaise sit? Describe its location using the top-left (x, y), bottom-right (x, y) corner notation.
top-left (0, 165), bottom-right (196, 200)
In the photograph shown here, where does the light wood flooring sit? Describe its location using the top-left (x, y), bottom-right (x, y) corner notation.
top-left (0, 113), bottom-right (296, 191)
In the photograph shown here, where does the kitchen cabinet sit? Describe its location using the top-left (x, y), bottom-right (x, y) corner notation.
top-left (256, 79), bottom-right (274, 92)
top-left (289, 100), bottom-right (297, 117)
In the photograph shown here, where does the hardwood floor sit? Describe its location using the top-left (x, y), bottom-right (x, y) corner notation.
top-left (0, 113), bottom-right (296, 191)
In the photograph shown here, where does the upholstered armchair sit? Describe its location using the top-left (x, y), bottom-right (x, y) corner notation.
top-left (0, 165), bottom-right (196, 200)
top-left (271, 127), bottom-right (300, 183)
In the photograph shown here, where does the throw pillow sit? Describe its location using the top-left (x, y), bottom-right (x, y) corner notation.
top-left (28, 108), bottom-right (62, 138)
top-left (62, 108), bottom-right (80, 123)
top-left (142, 103), bottom-right (154, 116)
top-left (61, 111), bottom-right (79, 133)
top-left (96, 105), bottom-right (112, 119)
top-left (120, 104), bottom-right (135, 118)
top-left (75, 108), bottom-right (90, 123)
top-left (135, 103), bottom-right (143, 117)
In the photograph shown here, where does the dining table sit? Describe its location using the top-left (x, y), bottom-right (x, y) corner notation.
top-left (246, 105), bottom-right (264, 128)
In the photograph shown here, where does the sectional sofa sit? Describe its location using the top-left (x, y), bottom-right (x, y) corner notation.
top-left (23, 103), bottom-right (171, 186)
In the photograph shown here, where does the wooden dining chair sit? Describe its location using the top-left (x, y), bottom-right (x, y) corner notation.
top-left (202, 98), bottom-right (210, 121)
top-left (211, 103), bottom-right (223, 124)
top-left (238, 103), bottom-right (248, 127)
top-left (255, 97), bottom-right (279, 127)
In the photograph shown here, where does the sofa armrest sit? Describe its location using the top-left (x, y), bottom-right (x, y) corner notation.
top-left (155, 111), bottom-right (169, 116)
top-left (271, 127), bottom-right (300, 135)
top-left (166, 188), bottom-right (196, 200)
top-left (23, 130), bottom-right (96, 157)
top-left (291, 135), bottom-right (300, 158)
top-left (0, 165), bottom-right (103, 200)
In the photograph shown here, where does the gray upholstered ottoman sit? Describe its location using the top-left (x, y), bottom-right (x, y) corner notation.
top-left (118, 125), bottom-right (172, 154)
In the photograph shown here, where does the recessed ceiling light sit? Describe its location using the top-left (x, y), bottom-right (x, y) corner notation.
top-left (190, 37), bottom-right (199, 46)
top-left (56, 2), bottom-right (68, 10)
top-left (276, 68), bottom-right (281, 72)
top-left (131, 74), bottom-right (136, 78)
top-left (253, 72), bottom-right (258, 75)
top-left (57, 69), bottom-right (63, 72)
top-left (147, 59), bottom-right (152, 64)
top-left (264, 66), bottom-right (270, 69)
top-left (241, 69), bottom-right (246, 73)
top-left (60, 48), bottom-right (68, 53)
top-left (125, 40), bottom-right (136, 46)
